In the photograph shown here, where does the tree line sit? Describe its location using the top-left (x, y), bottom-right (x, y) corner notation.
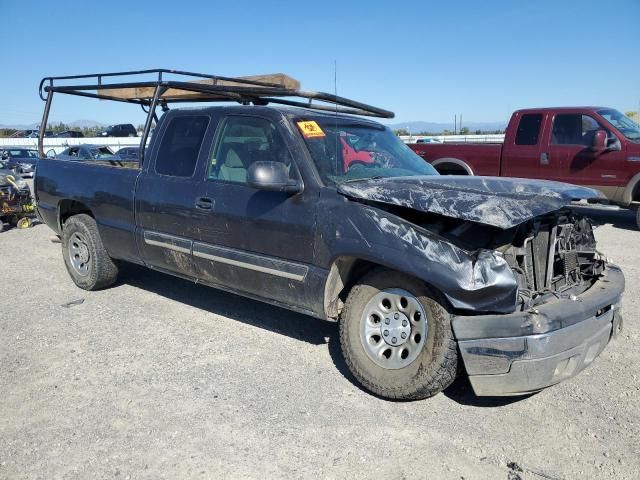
top-left (393, 127), bottom-right (505, 136)
top-left (0, 122), bottom-right (146, 138)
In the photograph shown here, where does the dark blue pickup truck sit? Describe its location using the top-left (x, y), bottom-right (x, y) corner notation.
top-left (34, 70), bottom-right (624, 400)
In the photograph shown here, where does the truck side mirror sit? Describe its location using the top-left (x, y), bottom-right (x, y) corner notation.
top-left (592, 130), bottom-right (608, 152)
top-left (247, 161), bottom-right (302, 194)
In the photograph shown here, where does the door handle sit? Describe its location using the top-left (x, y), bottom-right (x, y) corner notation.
top-left (540, 152), bottom-right (550, 165)
top-left (195, 196), bottom-right (214, 210)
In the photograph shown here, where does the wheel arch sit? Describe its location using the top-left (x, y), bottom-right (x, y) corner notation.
top-left (322, 256), bottom-right (451, 320)
top-left (57, 199), bottom-right (94, 231)
top-left (616, 171), bottom-right (640, 206)
top-left (430, 157), bottom-right (474, 175)
top-left (619, 173), bottom-right (640, 206)
top-left (324, 257), bottom-right (378, 319)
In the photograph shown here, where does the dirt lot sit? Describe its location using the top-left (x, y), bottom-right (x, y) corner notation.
top-left (1, 206), bottom-right (638, 480)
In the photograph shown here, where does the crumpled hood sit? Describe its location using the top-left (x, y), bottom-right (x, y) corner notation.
top-left (337, 175), bottom-right (605, 229)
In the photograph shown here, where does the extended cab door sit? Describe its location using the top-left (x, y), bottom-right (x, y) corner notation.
top-left (190, 114), bottom-right (320, 313)
top-left (500, 112), bottom-right (552, 179)
top-left (135, 113), bottom-right (213, 278)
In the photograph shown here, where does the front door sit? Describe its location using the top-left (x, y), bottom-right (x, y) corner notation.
top-left (191, 114), bottom-right (319, 312)
top-left (547, 113), bottom-right (624, 197)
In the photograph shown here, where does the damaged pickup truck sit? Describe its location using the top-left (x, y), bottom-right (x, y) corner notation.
top-left (34, 70), bottom-right (625, 399)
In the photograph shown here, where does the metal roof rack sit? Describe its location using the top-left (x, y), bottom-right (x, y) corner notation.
top-left (37, 68), bottom-right (394, 159)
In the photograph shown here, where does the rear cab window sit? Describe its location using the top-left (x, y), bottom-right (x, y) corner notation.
top-left (155, 115), bottom-right (210, 177)
top-left (515, 114), bottom-right (542, 145)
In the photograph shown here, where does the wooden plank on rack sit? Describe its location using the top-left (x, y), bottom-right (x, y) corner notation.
top-left (98, 73), bottom-right (300, 100)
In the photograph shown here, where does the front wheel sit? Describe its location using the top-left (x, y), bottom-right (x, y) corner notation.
top-left (339, 268), bottom-right (458, 400)
top-left (61, 214), bottom-right (119, 290)
top-left (635, 206), bottom-right (640, 230)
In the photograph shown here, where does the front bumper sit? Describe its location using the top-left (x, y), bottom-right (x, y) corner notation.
top-left (453, 265), bottom-right (624, 396)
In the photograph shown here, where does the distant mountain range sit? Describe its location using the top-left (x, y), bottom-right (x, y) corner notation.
top-left (385, 120), bottom-right (507, 134)
top-left (0, 119), bottom-right (107, 130)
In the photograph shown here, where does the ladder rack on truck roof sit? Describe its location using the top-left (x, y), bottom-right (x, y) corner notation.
top-left (37, 68), bottom-right (395, 161)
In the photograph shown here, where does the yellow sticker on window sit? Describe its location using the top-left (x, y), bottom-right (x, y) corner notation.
top-left (297, 120), bottom-right (326, 138)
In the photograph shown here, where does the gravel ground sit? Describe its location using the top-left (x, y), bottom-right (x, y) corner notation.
top-left (1, 205), bottom-right (638, 480)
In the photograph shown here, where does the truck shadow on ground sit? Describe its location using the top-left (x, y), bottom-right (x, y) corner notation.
top-left (441, 376), bottom-right (535, 407)
top-left (571, 205), bottom-right (637, 231)
top-left (117, 263), bottom-right (334, 346)
top-left (117, 263), bottom-right (532, 407)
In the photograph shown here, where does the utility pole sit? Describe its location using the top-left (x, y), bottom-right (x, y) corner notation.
top-left (454, 115), bottom-right (457, 135)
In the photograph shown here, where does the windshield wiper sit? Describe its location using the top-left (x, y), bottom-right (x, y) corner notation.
top-left (342, 175), bottom-right (386, 184)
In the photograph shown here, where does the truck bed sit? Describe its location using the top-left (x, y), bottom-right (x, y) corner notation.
top-left (35, 158), bottom-right (141, 263)
top-left (409, 142), bottom-right (503, 176)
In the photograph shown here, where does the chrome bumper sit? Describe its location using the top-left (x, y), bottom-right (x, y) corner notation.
top-left (454, 265), bottom-right (624, 396)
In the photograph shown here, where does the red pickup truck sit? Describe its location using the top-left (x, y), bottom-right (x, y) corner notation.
top-left (409, 107), bottom-right (640, 228)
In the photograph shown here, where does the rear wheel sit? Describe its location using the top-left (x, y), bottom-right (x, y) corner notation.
top-left (339, 268), bottom-right (458, 400)
top-left (62, 214), bottom-right (118, 290)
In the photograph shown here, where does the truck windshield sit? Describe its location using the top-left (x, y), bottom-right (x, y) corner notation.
top-left (299, 120), bottom-right (438, 185)
top-left (598, 109), bottom-right (640, 142)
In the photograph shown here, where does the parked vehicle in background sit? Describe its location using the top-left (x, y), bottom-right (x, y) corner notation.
top-left (409, 107), bottom-right (640, 228)
top-left (55, 130), bottom-right (84, 138)
top-left (415, 137), bottom-right (442, 144)
top-left (34, 70), bottom-right (625, 401)
top-left (27, 130), bottom-right (54, 138)
top-left (97, 123), bottom-right (137, 137)
top-left (9, 130), bottom-right (35, 138)
top-left (55, 144), bottom-right (116, 161)
top-left (0, 148), bottom-right (40, 178)
top-left (115, 146), bottom-right (139, 159)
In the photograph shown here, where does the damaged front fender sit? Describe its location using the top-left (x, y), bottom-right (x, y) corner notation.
top-left (363, 208), bottom-right (518, 312)
top-left (320, 193), bottom-right (519, 313)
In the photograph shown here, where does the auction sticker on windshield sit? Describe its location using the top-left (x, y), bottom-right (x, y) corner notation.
top-left (297, 121), bottom-right (326, 138)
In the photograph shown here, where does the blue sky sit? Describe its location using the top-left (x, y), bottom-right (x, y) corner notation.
top-left (1, 0), bottom-right (639, 127)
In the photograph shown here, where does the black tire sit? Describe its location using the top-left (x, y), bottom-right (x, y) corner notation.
top-left (636, 206), bottom-right (640, 230)
top-left (61, 214), bottom-right (118, 290)
top-left (339, 268), bottom-right (458, 400)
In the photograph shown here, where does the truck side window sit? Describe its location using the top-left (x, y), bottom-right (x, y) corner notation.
top-left (515, 114), bottom-right (542, 145)
top-left (208, 116), bottom-right (292, 184)
top-left (155, 115), bottom-right (209, 177)
top-left (551, 114), bottom-right (603, 146)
